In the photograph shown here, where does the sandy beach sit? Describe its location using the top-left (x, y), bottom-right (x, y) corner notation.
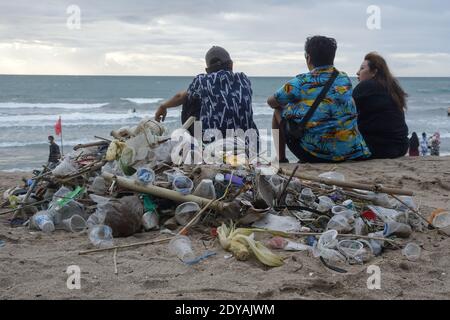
top-left (1, 156), bottom-right (449, 300)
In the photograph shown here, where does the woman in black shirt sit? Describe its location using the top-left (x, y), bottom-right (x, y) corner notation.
top-left (353, 52), bottom-right (409, 159)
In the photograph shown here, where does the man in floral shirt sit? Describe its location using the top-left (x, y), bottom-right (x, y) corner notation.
top-left (267, 36), bottom-right (371, 163)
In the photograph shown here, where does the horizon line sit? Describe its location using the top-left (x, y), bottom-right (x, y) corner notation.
top-left (1, 73), bottom-right (449, 78)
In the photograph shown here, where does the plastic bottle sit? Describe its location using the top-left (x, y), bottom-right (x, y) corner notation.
top-left (89, 225), bottom-right (113, 248)
top-left (383, 221), bottom-right (412, 238)
top-left (31, 211), bottom-right (55, 234)
top-left (193, 179), bottom-right (216, 199)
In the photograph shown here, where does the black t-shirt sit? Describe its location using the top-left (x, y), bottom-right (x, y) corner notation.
top-left (353, 79), bottom-right (409, 154)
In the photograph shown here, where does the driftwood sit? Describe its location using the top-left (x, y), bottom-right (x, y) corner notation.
top-left (73, 141), bottom-right (109, 151)
top-left (79, 237), bottom-right (174, 255)
top-left (279, 167), bottom-right (414, 196)
top-left (102, 172), bottom-right (227, 213)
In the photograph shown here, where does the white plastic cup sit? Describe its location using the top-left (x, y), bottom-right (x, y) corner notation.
top-left (175, 202), bottom-right (201, 226)
top-left (61, 214), bottom-right (86, 232)
top-left (193, 179), bottom-right (216, 199)
top-left (433, 212), bottom-right (450, 236)
top-left (300, 188), bottom-right (316, 204)
top-left (89, 225), bottom-right (113, 248)
top-left (402, 243), bottom-right (421, 261)
top-left (173, 176), bottom-right (194, 195)
top-left (169, 235), bottom-right (196, 263)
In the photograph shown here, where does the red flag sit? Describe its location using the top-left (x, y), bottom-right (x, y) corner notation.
top-left (55, 116), bottom-right (62, 136)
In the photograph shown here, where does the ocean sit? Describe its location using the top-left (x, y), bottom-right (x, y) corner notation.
top-left (0, 75), bottom-right (449, 171)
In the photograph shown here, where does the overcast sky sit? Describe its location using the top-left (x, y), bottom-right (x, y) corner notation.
top-left (0, 0), bottom-right (449, 76)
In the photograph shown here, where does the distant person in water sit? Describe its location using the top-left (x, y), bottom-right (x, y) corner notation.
top-left (353, 52), bottom-right (409, 159)
top-left (267, 36), bottom-right (370, 163)
top-left (154, 46), bottom-right (257, 138)
top-left (420, 132), bottom-right (429, 156)
top-left (408, 132), bottom-right (420, 157)
top-left (47, 135), bottom-right (61, 169)
top-left (429, 132), bottom-right (441, 156)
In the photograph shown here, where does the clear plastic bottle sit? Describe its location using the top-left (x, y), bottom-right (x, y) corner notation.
top-left (31, 212), bottom-right (55, 234)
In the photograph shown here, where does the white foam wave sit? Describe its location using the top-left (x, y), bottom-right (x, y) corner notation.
top-left (0, 110), bottom-right (180, 127)
top-left (0, 102), bottom-right (108, 110)
top-left (121, 98), bottom-right (164, 104)
top-left (0, 138), bottom-right (97, 148)
top-left (0, 168), bottom-right (35, 173)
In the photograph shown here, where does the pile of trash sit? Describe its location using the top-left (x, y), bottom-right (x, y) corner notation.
top-left (2, 116), bottom-right (450, 270)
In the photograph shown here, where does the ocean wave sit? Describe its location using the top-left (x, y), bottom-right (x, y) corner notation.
top-left (0, 102), bottom-right (108, 110)
top-left (120, 98), bottom-right (164, 104)
top-left (0, 138), bottom-right (97, 149)
top-left (0, 168), bottom-right (35, 173)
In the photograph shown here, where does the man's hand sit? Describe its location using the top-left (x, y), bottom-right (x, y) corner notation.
top-left (155, 105), bottom-right (167, 122)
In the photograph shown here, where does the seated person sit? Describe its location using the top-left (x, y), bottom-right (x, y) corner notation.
top-left (155, 46), bottom-right (258, 138)
top-left (267, 36), bottom-right (371, 163)
top-left (353, 52), bottom-right (409, 159)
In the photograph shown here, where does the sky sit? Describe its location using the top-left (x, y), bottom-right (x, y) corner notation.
top-left (0, 0), bottom-right (449, 77)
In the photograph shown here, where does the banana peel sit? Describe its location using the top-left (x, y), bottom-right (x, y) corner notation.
top-left (217, 222), bottom-right (285, 267)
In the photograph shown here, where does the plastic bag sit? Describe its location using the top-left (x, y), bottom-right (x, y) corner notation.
top-left (86, 194), bottom-right (111, 228)
top-left (327, 214), bottom-right (353, 233)
top-left (312, 230), bottom-right (346, 262)
top-left (252, 214), bottom-right (302, 233)
top-left (52, 157), bottom-right (78, 177)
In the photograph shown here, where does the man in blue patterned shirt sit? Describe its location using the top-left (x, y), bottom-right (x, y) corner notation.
top-left (155, 46), bottom-right (258, 138)
top-left (267, 36), bottom-right (371, 163)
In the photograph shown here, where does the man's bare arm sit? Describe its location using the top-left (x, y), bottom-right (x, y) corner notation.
top-left (267, 95), bottom-right (285, 109)
top-left (155, 91), bottom-right (188, 122)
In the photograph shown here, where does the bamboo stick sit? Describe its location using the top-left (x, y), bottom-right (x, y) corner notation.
top-left (102, 172), bottom-right (226, 212)
top-left (279, 167), bottom-right (414, 196)
top-left (78, 237), bottom-right (173, 255)
top-left (73, 141), bottom-right (109, 151)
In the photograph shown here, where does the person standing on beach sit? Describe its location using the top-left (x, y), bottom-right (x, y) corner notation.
top-left (420, 132), bottom-right (429, 156)
top-left (154, 46), bottom-right (257, 138)
top-left (408, 132), bottom-right (420, 156)
top-left (47, 135), bottom-right (61, 168)
top-left (429, 132), bottom-right (441, 156)
top-left (267, 36), bottom-right (370, 163)
top-left (353, 52), bottom-right (409, 159)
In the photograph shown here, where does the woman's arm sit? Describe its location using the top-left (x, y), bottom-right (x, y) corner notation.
top-left (155, 91), bottom-right (188, 122)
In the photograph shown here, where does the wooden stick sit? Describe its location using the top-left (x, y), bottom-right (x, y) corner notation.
top-left (78, 237), bottom-right (173, 255)
top-left (177, 198), bottom-right (216, 236)
top-left (279, 167), bottom-right (414, 196)
top-left (94, 136), bottom-right (112, 143)
top-left (277, 165), bottom-right (299, 205)
top-left (287, 232), bottom-right (398, 244)
top-left (113, 248), bottom-right (118, 275)
top-left (73, 141), bottom-right (109, 151)
top-left (0, 198), bottom-right (51, 216)
top-left (390, 194), bottom-right (433, 228)
top-left (12, 169), bottom-right (48, 219)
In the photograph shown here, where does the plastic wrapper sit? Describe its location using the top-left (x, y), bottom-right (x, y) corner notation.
top-left (52, 157), bottom-right (78, 177)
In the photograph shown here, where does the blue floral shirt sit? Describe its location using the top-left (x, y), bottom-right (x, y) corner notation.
top-left (187, 71), bottom-right (257, 136)
top-left (274, 65), bottom-right (371, 161)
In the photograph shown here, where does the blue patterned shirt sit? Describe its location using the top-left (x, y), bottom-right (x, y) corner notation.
top-left (187, 71), bottom-right (257, 136)
top-left (274, 65), bottom-right (371, 161)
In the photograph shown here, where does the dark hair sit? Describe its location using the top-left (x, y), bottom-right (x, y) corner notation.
top-left (206, 58), bottom-right (233, 74)
top-left (365, 52), bottom-right (408, 111)
top-left (48, 135), bottom-right (54, 141)
top-left (410, 132), bottom-right (419, 149)
top-left (304, 36), bottom-right (337, 67)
